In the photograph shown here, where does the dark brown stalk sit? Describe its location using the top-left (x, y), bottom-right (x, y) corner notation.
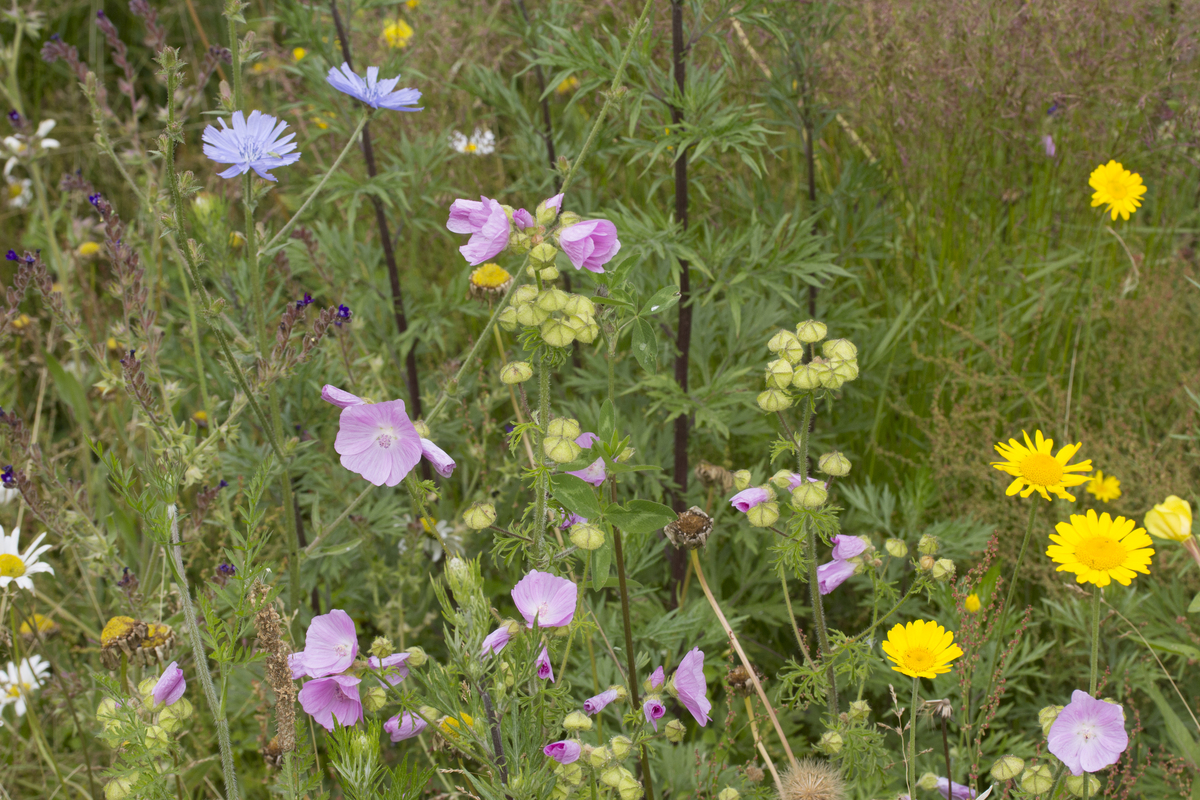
top-left (481, 688), bottom-right (508, 785)
top-left (328, 0), bottom-right (428, 480)
top-left (512, 0), bottom-right (557, 176)
top-left (667, 0), bottom-right (690, 594)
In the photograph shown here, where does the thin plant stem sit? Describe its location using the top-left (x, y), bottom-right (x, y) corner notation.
top-left (806, 519), bottom-right (838, 715)
top-left (908, 675), bottom-right (920, 796)
top-left (226, 9), bottom-right (243, 111)
top-left (243, 169), bottom-right (266, 352)
top-left (1089, 586), bottom-right (1102, 695)
top-left (533, 360), bottom-right (551, 552)
top-left (1105, 596), bottom-right (1200, 733)
top-left (305, 484), bottom-right (373, 554)
top-left (779, 564), bottom-right (816, 670)
top-left (743, 696), bottom-right (784, 793)
top-left (612, 520), bottom-right (656, 800)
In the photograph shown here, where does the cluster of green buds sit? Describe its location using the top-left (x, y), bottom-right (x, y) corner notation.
top-left (95, 677), bottom-right (196, 760)
top-left (498, 285), bottom-right (599, 349)
top-left (757, 320), bottom-right (861, 412)
top-left (911, 534), bottom-right (955, 580)
top-left (508, 197), bottom-right (577, 281)
top-left (550, 727), bottom-right (641, 800)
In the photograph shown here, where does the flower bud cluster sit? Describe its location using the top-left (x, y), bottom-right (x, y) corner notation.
top-left (499, 285), bottom-right (599, 348)
top-left (757, 321), bottom-right (860, 412)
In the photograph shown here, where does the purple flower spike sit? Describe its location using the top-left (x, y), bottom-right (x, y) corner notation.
top-left (584, 688), bottom-right (619, 715)
top-left (326, 63), bottom-right (423, 111)
top-left (1048, 690), bottom-right (1128, 775)
top-left (289, 609), bottom-right (359, 679)
top-left (671, 647), bottom-right (710, 726)
top-left (4, 250), bottom-right (16, 261)
top-left (643, 697), bottom-right (666, 731)
top-left (648, 666), bottom-right (665, 690)
top-left (544, 740), bottom-right (582, 764)
top-left (385, 711), bottom-right (427, 742)
top-left (152, 661), bottom-right (186, 706)
top-left (730, 487), bottom-right (770, 512)
top-left (558, 218), bottom-right (621, 273)
top-left (368, 652), bottom-right (411, 686)
top-left (817, 558), bottom-right (857, 595)
top-left (512, 569), bottom-right (578, 628)
top-left (333, 399), bottom-right (423, 487)
top-left (536, 645), bottom-right (555, 682)
top-left (447, 196), bottom-right (511, 265)
top-left (321, 384), bottom-right (365, 408)
top-left (420, 438), bottom-right (456, 478)
top-left (481, 624), bottom-right (513, 657)
top-left (298, 674), bottom-right (363, 731)
top-left (1042, 134), bottom-right (1056, 158)
top-left (202, 110), bottom-right (301, 182)
top-left (936, 778), bottom-right (976, 800)
top-left (831, 535), bottom-right (869, 560)
top-left (513, 208), bottom-right (534, 229)
top-left (566, 432), bottom-right (605, 486)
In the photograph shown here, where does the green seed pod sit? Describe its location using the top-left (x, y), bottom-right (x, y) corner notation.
top-left (664, 719), bottom-right (686, 743)
top-left (822, 338), bottom-right (858, 360)
top-left (884, 538), bottom-right (908, 558)
top-left (756, 388), bottom-right (793, 412)
top-left (1065, 774), bottom-right (1101, 798)
top-left (796, 319), bottom-right (828, 344)
top-left (563, 710), bottom-right (593, 732)
top-left (547, 418), bottom-right (582, 439)
top-left (500, 361), bottom-right (534, 385)
top-left (732, 470), bottom-right (752, 491)
top-left (817, 451), bottom-right (851, 477)
top-left (746, 502), bottom-right (780, 528)
top-left (818, 730), bottom-right (843, 755)
top-left (792, 364), bottom-right (822, 391)
top-left (497, 306), bottom-right (519, 331)
top-left (918, 534), bottom-right (940, 555)
top-left (541, 318), bottom-right (577, 348)
top-left (1019, 764), bottom-right (1054, 795)
top-left (515, 302), bottom-right (550, 327)
top-left (990, 755), bottom-right (1025, 782)
top-left (792, 482), bottom-right (828, 509)
top-left (569, 524), bottom-right (605, 551)
top-left (537, 287), bottom-right (570, 312)
top-left (513, 285), bottom-right (540, 306)
top-left (765, 358), bottom-right (794, 389)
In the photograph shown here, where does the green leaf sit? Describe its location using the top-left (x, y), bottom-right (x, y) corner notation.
top-left (592, 535), bottom-right (612, 591)
top-left (630, 317), bottom-right (658, 373)
top-left (599, 399), bottom-right (616, 441)
top-left (606, 499), bottom-right (676, 535)
top-left (550, 474), bottom-right (604, 520)
top-left (1144, 681), bottom-right (1200, 767)
top-left (44, 353), bottom-right (91, 435)
top-left (641, 284), bottom-right (681, 316)
top-left (1189, 592), bottom-right (1200, 614)
top-left (1148, 640), bottom-right (1200, 660)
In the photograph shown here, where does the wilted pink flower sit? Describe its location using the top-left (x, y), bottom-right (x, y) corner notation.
top-left (936, 777), bottom-right (976, 800)
top-left (384, 711), bottom-right (427, 742)
top-left (298, 674), bottom-right (363, 731)
top-left (152, 661), bottom-right (186, 706)
top-left (831, 535), bottom-right (869, 560)
top-left (1042, 134), bottom-right (1056, 157)
top-left (536, 645), bottom-right (555, 682)
top-left (289, 609), bottom-right (358, 679)
top-left (1048, 690), bottom-right (1128, 775)
top-left (512, 569), bottom-right (578, 628)
top-left (322, 384), bottom-right (365, 408)
top-left (447, 196), bottom-right (511, 265)
top-left (817, 558), bottom-right (857, 595)
top-left (543, 740), bottom-right (582, 764)
top-left (584, 688), bottom-right (619, 715)
top-left (481, 625), bottom-right (513, 657)
top-left (643, 697), bottom-right (666, 730)
top-left (513, 208), bottom-right (534, 229)
top-left (566, 432), bottom-right (605, 486)
top-left (558, 218), bottom-right (621, 273)
top-left (420, 438), bottom-right (456, 478)
top-left (730, 487), bottom-right (770, 512)
top-left (648, 666), bottom-right (665, 689)
top-left (368, 652), bottom-right (411, 686)
top-left (671, 647), bottom-right (710, 726)
top-left (334, 399), bottom-right (423, 487)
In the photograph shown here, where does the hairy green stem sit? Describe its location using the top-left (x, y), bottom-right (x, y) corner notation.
top-left (244, 170), bottom-right (267, 352)
top-left (533, 361), bottom-right (551, 553)
top-left (779, 564), bottom-right (817, 670)
top-left (908, 675), bottom-right (920, 796)
top-left (226, 8), bottom-right (243, 111)
top-left (1089, 587), bottom-right (1102, 695)
top-left (807, 520), bottom-right (838, 715)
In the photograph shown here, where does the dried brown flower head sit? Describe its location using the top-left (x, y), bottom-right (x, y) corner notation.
top-left (745, 765), bottom-right (765, 784)
top-left (780, 759), bottom-right (845, 800)
top-left (664, 506), bottom-right (713, 550)
top-left (99, 615), bottom-right (148, 670)
top-left (253, 583), bottom-right (296, 753)
top-left (726, 663), bottom-right (765, 696)
top-left (695, 460), bottom-right (735, 492)
top-left (923, 698), bottom-right (955, 720)
top-left (132, 622), bottom-right (177, 667)
top-left (262, 737), bottom-right (285, 769)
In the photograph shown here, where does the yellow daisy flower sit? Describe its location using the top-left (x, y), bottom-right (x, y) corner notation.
top-left (1046, 510), bottom-right (1153, 587)
top-left (1085, 470), bottom-right (1121, 503)
top-left (882, 619), bottom-right (963, 679)
top-left (991, 430), bottom-right (1092, 502)
top-left (293, 47), bottom-right (307, 61)
top-left (964, 593), bottom-right (981, 614)
top-left (1089, 160), bottom-right (1146, 221)
top-left (382, 19), bottom-right (414, 49)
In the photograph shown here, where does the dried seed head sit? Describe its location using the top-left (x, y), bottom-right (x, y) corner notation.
top-left (726, 663), bottom-right (764, 696)
top-left (694, 460), bottom-right (735, 492)
top-left (664, 506), bottom-right (713, 550)
top-left (779, 759), bottom-right (845, 800)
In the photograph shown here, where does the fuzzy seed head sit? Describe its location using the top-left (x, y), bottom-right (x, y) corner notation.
top-left (779, 759), bottom-right (845, 800)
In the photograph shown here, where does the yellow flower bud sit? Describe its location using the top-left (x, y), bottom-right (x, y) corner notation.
top-left (756, 388), bottom-right (792, 412)
top-left (746, 502), bottom-right (779, 528)
top-left (569, 523), bottom-right (605, 551)
top-left (822, 338), bottom-right (858, 360)
top-left (501, 361), bottom-right (534, 384)
top-left (77, 241), bottom-right (102, 257)
top-left (463, 502), bottom-right (498, 530)
top-left (541, 318), bottom-right (577, 348)
top-left (964, 593), bottom-right (981, 613)
top-left (791, 482), bottom-right (828, 509)
top-left (229, 231), bottom-right (246, 249)
top-left (796, 320), bottom-right (827, 343)
top-left (817, 451), bottom-right (851, 477)
top-left (990, 755), bottom-right (1025, 782)
top-left (732, 470), bottom-right (752, 491)
top-left (1145, 496), bottom-right (1192, 542)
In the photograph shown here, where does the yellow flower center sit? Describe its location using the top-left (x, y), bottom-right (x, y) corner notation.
top-left (7, 183), bottom-right (23, 199)
top-left (143, 622), bottom-right (173, 648)
top-left (1099, 174), bottom-right (1135, 202)
top-left (0, 553), bottom-right (26, 578)
top-left (466, 143), bottom-right (477, 152)
top-left (1074, 536), bottom-right (1127, 571)
top-left (471, 263), bottom-right (512, 289)
top-left (101, 616), bottom-right (139, 647)
top-left (5, 686), bottom-right (18, 698)
top-left (1019, 453), bottom-right (1062, 487)
top-left (902, 647), bottom-right (935, 673)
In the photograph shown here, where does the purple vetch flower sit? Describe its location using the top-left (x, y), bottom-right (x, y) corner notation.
top-left (447, 196), bottom-right (511, 266)
top-left (217, 479), bottom-right (229, 489)
top-left (544, 740), bottom-right (582, 764)
top-left (288, 609), bottom-right (359, 679)
top-left (648, 666), bottom-right (665, 690)
top-left (584, 688), bottom-right (619, 715)
top-left (511, 569), bottom-right (578, 628)
top-left (298, 674), bottom-right (363, 731)
top-left (385, 711), bottom-right (427, 742)
top-left (202, 110), bottom-right (301, 182)
top-left (512, 208), bottom-right (534, 229)
top-left (670, 647), bottom-right (710, 726)
top-left (481, 624), bottom-right (514, 657)
top-left (831, 535), bottom-right (869, 560)
top-left (642, 697), bottom-right (666, 731)
top-left (536, 645), bottom-right (554, 682)
top-left (1047, 690), bottom-right (1128, 775)
top-left (936, 777), bottom-right (976, 800)
top-left (151, 661), bottom-right (186, 706)
top-left (557, 218), bottom-right (621, 273)
top-left (296, 292), bottom-right (314, 308)
top-left (4, 250), bottom-right (16, 261)
top-left (335, 304), bottom-right (351, 325)
top-left (566, 432), bottom-right (605, 486)
top-left (817, 558), bottom-right (857, 595)
top-left (367, 652), bottom-right (411, 686)
top-left (322, 384), bottom-right (365, 409)
top-left (730, 487), bottom-right (770, 513)
top-left (325, 63), bottom-right (423, 111)
top-left (333, 399), bottom-right (423, 487)
top-left (1042, 134), bottom-right (1056, 158)
top-left (420, 438), bottom-right (456, 478)
top-left (0, 464), bottom-right (13, 485)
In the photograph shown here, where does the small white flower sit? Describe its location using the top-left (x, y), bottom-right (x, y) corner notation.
top-left (449, 127), bottom-right (495, 155)
top-left (2, 118), bottom-right (60, 176)
top-left (0, 487), bottom-right (17, 505)
top-left (0, 526), bottom-right (55, 591)
top-left (0, 655), bottom-right (51, 717)
top-left (5, 174), bottom-right (31, 209)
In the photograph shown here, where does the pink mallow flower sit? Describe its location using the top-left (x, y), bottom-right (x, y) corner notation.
top-left (1048, 690), bottom-right (1129, 775)
top-left (936, 777), bottom-right (976, 800)
top-left (558, 218), bottom-right (621, 273)
top-left (322, 384), bottom-right (364, 408)
top-left (584, 688), bottom-right (619, 715)
top-left (831, 535), bottom-right (869, 560)
top-left (333, 399), bottom-right (423, 487)
top-left (298, 674), bottom-right (364, 731)
top-left (543, 740), bottom-right (582, 764)
top-left (481, 624), bottom-right (514, 657)
top-left (384, 711), bottom-right (427, 742)
top-left (536, 645), bottom-right (555, 682)
top-left (512, 569), bottom-right (578, 628)
top-left (730, 487), bottom-right (770, 513)
top-left (447, 196), bottom-right (511, 265)
top-left (648, 666), bottom-right (665, 689)
top-left (643, 697), bottom-right (666, 731)
top-left (420, 438), bottom-right (456, 478)
top-left (670, 647), bottom-right (710, 726)
top-left (289, 609), bottom-right (359, 679)
top-left (817, 558), bottom-right (857, 595)
top-left (322, 385), bottom-right (456, 479)
top-left (368, 652), bottom-right (411, 686)
top-left (513, 208), bottom-right (534, 229)
top-left (152, 661), bottom-right (186, 707)
top-left (566, 432), bottom-right (606, 486)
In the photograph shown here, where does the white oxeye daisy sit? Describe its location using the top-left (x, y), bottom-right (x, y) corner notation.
top-left (0, 655), bottom-right (51, 717)
top-left (0, 526), bottom-right (55, 591)
top-left (449, 127), bottom-right (495, 155)
top-left (5, 174), bottom-right (31, 208)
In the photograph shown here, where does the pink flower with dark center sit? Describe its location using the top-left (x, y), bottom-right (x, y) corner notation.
top-left (648, 666), bottom-right (665, 689)
top-left (334, 399), bottom-right (423, 487)
top-left (730, 487), bottom-right (770, 512)
top-left (584, 688), bottom-right (619, 715)
top-left (289, 609), bottom-right (358, 679)
top-left (152, 661), bottom-right (186, 706)
top-left (567, 432), bottom-right (605, 486)
top-left (817, 558), bottom-right (857, 595)
top-left (831, 535), bottom-right (869, 560)
top-left (512, 569), bottom-right (578, 628)
top-left (643, 697), bottom-right (666, 731)
top-left (543, 740), bottom-right (582, 764)
top-left (298, 674), bottom-right (363, 731)
top-left (670, 647), bottom-right (710, 726)
top-left (322, 384), bottom-right (364, 408)
top-left (384, 711), bottom-right (427, 742)
top-left (368, 652), bottom-right (410, 686)
top-left (936, 778), bottom-right (976, 800)
top-left (447, 196), bottom-right (511, 265)
top-left (1048, 690), bottom-right (1128, 775)
top-left (513, 208), bottom-right (534, 229)
top-left (481, 625), bottom-right (513, 657)
top-left (420, 438), bottom-right (456, 478)
top-left (558, 218), bottom-right (621, 273)
top-left (536, 645), bottom-right (555, 682)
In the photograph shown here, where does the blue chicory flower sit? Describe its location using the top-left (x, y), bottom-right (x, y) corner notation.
top-left (202, 110), bottom-right (301, 182)
top-left (325, 63), bottom-right (423, 112)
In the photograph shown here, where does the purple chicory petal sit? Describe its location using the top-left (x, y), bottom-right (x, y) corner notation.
top-left (672, 648), bottom-right (711, 726)
top-left (513, 208), bottom-right (534, 229)
top-left (367, 652), bottom-right (411, 686)
top-left (558, 218), bottom-right (621, 273)
top-left (321, 384), bottom-right (365, 408)
top-left (292, 609), bottom-right (359, 678)
top-left (831, 534), bottom-right (869, 560)
top-left (511, 569), bottom-right (578, 628)
top-left (543, 740), bottom-right (582, 764)
top-left (297, 674), bottom-right (363, 731)
top-left (544, 193), bottom-right (564, 213)
top-left (151, 661), bottom-right (186, 706)
top-left (649, 666), bottom-right (665, 689)
top-left (481, 625), bottom-right (513, 657)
